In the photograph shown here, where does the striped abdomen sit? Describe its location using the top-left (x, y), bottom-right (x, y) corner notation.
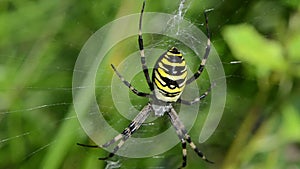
top-left (152, 47), bottom-right (187, 102)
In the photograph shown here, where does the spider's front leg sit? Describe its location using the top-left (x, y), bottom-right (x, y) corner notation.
top-left (111, 64), bottom-right (150, 97)
top-left (186, 9), bottom-right (213, 85)
top-left (137, 1), bottom-right (154, 90)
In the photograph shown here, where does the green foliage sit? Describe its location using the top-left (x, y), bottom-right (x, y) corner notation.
top-left (223, 24), bottom-right (286, 77)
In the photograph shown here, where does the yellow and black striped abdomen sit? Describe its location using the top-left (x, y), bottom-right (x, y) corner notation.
top-left (152, 47), bottom-right (187, 102)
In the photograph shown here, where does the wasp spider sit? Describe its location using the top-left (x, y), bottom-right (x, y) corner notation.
top-left (78, 1), bottom-right (214, 168)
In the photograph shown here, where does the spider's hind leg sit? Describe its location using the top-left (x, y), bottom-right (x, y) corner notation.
top-left (99, 104), bottom-right (152, 160)
top-left (184, 134), bottom-right (214, 164)
top-left (168, 107), bottom-right (214, 167)
top-left (77, 133), bottom-right (127, 160)
top-left (78, 104), bottom-right (153, 161)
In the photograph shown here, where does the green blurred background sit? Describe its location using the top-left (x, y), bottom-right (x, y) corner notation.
top-left (1, 0), bottom-right (300, 169)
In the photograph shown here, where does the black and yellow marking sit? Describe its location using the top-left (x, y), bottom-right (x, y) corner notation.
top-left (152, 47), bottom-right (187, 102)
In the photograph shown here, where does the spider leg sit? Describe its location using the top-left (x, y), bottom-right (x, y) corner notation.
top-left (184, 134), bottom-right (214, 164)
top-left (81, 104), bottom-right (152, 160)
top-left (98, 134), bottom-right (128, 160)
top-left (168, 110), bottom-right (190, 168)
top-left (138, 1), bottom-right (154, 90)
top-left (77, 131), bottom-right (124, 149)
top-left (77, 143), bottom-right (101, 148)
top-left (180, 140), bottom-right (187, 169)
top-left (186, 9), bottom-right (213, 85)
top-left (168, 114), bottom-right (188, 168)
top-left (111, 64), bottom-right (150, 97)
top-left (78, 130), bottom-right (128, 150)
top-left (99, 104), bottom-right (152, 160)
top-left (168, 108), bottom-right (213, 167)
top-left (177, 82), bottom-right (215, 105)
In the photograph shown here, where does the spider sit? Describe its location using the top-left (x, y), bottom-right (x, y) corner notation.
top-left (78, 1), bottom-right (214, 168)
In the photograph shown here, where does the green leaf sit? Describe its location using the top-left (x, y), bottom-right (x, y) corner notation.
top-left (287, 33), bottom-right (300, 61)
top-left (222, 24), bottom-right (286, 76)
top-left (281, 0), bottom-right (300, 9)
top-left (280, 103), bottom-right (300, 143)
